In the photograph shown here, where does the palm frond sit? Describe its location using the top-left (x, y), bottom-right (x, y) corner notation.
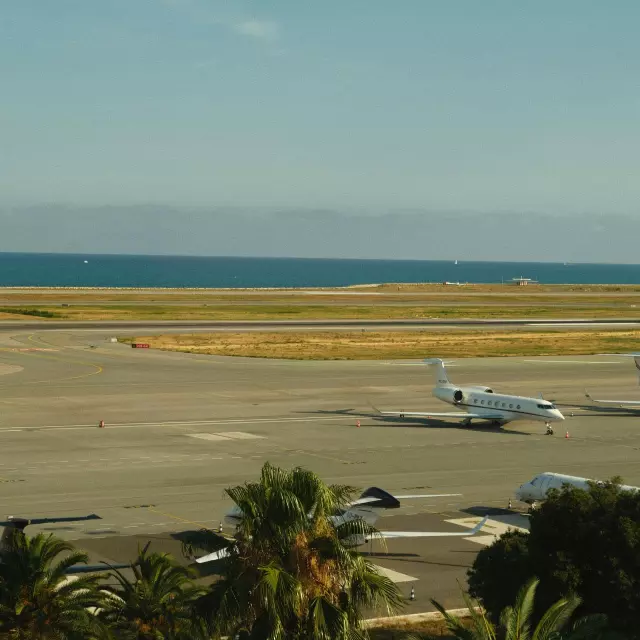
top-left (348, 558), bottom-right (404, 616)
top-left (307, 595), bottom-right (350, 640)
top-left (532, 592), bottom-right (581, 640)
top-left (501, 577), bottom-right (537, 640)
top-left (564, 613), bottom-right (613, 640)
top-left (431, 598), bottom-right (479, 640)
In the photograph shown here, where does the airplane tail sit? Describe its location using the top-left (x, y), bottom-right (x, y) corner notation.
top-left (1, 514), bottom-right (100, 551)
top-left (0, 517), bottom-right (29, 550)
top-left (348, 487), bottom-right (400, 526)
top-left (424, 358), bottom-right (450, 387)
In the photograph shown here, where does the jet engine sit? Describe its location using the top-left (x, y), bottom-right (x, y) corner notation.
top-left (434, 386), bottom-right (465, 404)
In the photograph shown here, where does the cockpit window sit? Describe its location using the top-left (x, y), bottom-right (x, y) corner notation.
top-left (537, 403), bottom-right (555, 410)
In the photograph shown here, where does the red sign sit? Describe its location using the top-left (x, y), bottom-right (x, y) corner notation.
top-left (132, 343), bottom-right (150, 349)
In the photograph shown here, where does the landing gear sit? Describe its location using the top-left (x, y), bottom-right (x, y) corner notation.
top-left (545, 423), bottom-right (554, 435)
top-left (462, 418), bottom-right (472, 427)
top-left (492, 420), bottom-right (503, 427)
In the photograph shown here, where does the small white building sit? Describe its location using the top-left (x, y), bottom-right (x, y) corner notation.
top-left (510, 276), bottom-right (538, 287)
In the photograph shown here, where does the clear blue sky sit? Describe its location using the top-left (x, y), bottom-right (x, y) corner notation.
top-left (2, 1), bottom-right (640, 213)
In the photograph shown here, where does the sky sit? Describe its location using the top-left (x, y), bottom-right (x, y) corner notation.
top-left (2, 2), bottom-right (640, 255)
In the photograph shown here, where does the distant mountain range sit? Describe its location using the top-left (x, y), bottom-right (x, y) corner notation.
top-left (0, 205), bottom-right (636, 263)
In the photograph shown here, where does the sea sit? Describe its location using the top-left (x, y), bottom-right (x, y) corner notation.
top-left (0, 253), bottom-right (639, 288)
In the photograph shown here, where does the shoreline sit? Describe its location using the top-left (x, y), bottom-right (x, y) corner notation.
top-left (2, 283), bottom-right (640, 293)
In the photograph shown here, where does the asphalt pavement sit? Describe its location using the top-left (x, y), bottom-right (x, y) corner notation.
top-left (1, 326), bottom-right (639, 611)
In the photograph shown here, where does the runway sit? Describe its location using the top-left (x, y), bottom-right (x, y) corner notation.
top-left (0, 318), bottom-right (639, 332)
top-left (1, 326), bottom-right (640, 611)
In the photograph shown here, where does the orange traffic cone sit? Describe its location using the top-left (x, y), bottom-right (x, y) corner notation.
top-left (565, 431), bottom-right (570, 439)
top-left (356, 420), bottom-right (361, 428)
top-left (99, 420), bottom-right (105, 428)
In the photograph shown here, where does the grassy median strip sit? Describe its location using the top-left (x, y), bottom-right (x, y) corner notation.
top-left (121, 329), bottom-right (640, 360)
top-left (2, 285), bottom-right (640, 321)
top-left (0, 302), bottom-right (638, 321)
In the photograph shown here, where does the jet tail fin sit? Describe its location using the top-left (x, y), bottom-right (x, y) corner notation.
top-left (424, 358), bottom-right (450, 387)
top-left (347, 487), bottom-right (400, 526)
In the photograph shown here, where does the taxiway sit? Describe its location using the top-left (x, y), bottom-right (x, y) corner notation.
top-left (1, 326), bottom-right (639, 610)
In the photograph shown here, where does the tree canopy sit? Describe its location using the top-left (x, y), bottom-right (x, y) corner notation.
top-left (468, 479), bottom-right (640, 634)
top-left (434, 577), bottom-right (616, 640)
top-left (0, 532), bottom-right (105, 639)
top-left (183, 462), bottom-right (404, 639)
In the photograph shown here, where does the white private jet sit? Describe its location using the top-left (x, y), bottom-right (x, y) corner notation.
top-left (585, 355), bottom-right (640, 410)
top-left (377, 358), bottom-right (565, 433)
top-left (515, 472), bottom-right (639, 506)
top-left (195, 486), bottom-right (488, 564)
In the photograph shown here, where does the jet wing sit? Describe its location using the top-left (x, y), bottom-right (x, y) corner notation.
top-left (585, 392), bottom-right (640, 407)
top-left (195, 548), bottom-right (232, 564)
top-left (348, 493), bottom-right (461, 507)
top-left (378, 411), bottom-right (505, 420)
top-left (379, 516), bottom-right (488, 539)
top-left (66, 563), bottom-right (130, 574)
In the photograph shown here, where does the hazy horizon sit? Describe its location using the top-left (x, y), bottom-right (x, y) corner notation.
top-left (3, 2), bottom-right (640, 260)
top-left (1, 204), bottom-right (638, 264)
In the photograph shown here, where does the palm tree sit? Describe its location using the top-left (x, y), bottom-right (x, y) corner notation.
top-left (0, 532), bottom-right (106, 639)
top-left (99, 544), bottom-right (207, 640)
top-left (432, 578), bottom-right (615, 640)
top-left (183, 462), bottom-right (404, 640)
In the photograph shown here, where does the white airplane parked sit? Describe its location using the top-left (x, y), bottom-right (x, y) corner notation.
top-left (585, 355), bottom-right (640, 410)
top-left (378, 358), bottom-right (565, 433)
top-left (515, 472), bottom-right (639, 506)
top-left (195, 486), bottom-right (488, 564)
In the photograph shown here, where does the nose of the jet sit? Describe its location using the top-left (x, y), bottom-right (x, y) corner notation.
top-left (556, 410), bottom-right (565, 421)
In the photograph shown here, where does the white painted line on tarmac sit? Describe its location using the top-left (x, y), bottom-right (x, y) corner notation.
top-left (188, 433), bottom-right (233, 442)
top-left (523, 360), bottom-right (623, 364)
top-left (381, 363), bottom-right (459, 367)
top-left (528, 322), bottom-right (640, 327)
top-left (217, 431), bottom-right (265, 440)
top-left (0, 415), bottom-right (352, 433)
top-left (373, 565), bottom-right (417, 583)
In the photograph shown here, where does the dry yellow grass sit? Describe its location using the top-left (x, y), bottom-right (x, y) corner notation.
top-left (123, 329), bottom-right (640, 360)
top-left (2, 286), bottom-right (640, 322)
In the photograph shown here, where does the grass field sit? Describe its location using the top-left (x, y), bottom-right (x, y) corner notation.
top-left (0, 302), bottom-right (638, 321)
top-left (1, 285), bottom-right (640, 321)
top-left (121, 329), bottom-right (640, 360)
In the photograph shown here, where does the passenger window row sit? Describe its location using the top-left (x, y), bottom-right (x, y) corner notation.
top-left (473, 399), bottom-right (521, 410)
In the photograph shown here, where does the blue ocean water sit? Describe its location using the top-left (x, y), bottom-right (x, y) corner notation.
top-left (0, 253), bottom-right (639, 288)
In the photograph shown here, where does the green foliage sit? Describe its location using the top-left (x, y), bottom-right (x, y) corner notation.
top-left (183, 462), bottom-right (404, 639)
top-left (0, 532), bottom-right (106, 639)
top-left (99, 544), bottom-right (207, 640)
top-left (0, 308), bottom-right (60, 318)
top-left (468, 479), bottom-right (640, 635)
top-left (467, 530), bottom-right (531, 619)
top-left (528, 481), bottom-right (640, 631)
top-left (434, 578), bottom-right (611, 640)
